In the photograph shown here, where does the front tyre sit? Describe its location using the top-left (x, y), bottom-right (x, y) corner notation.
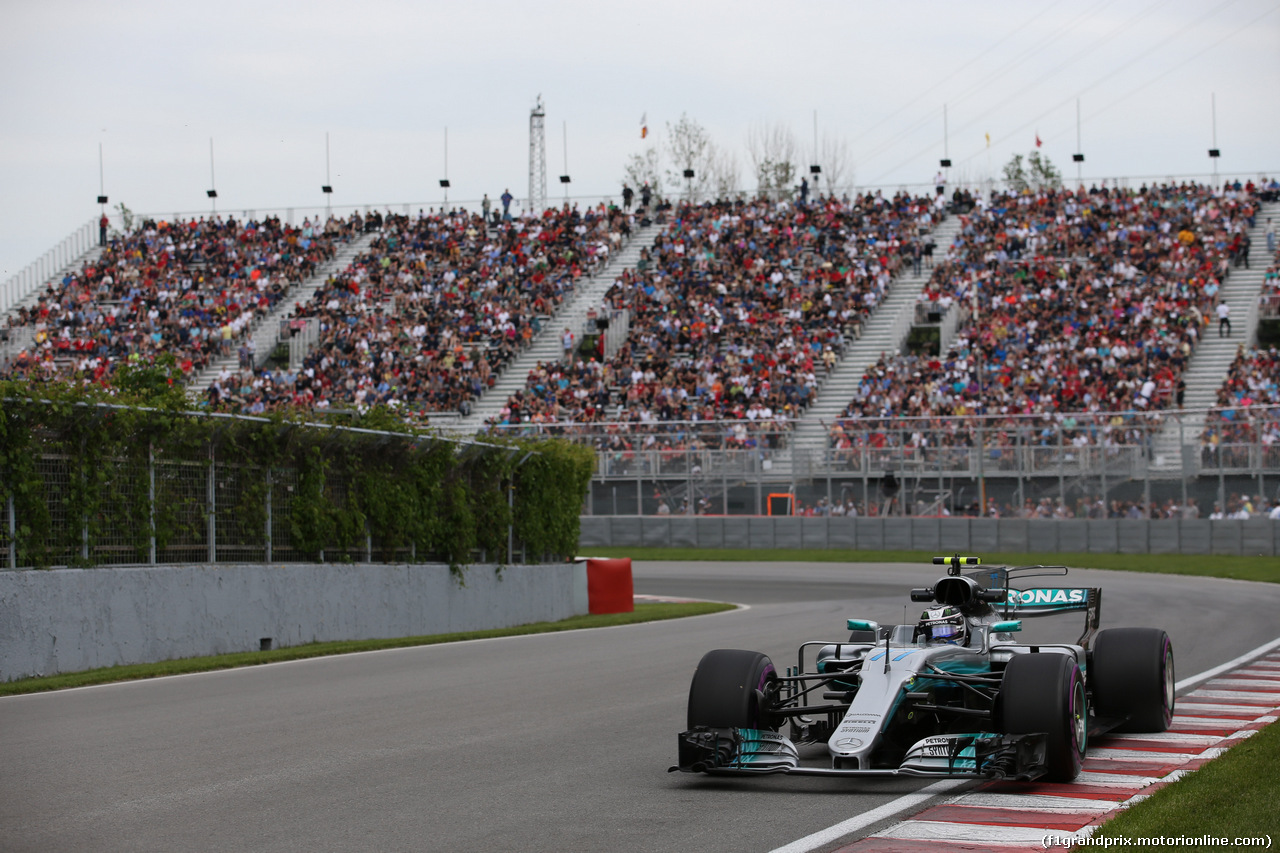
top-left (686, 649), bottom-right (778, 731)
top-left (1001, 653), bottom-right (1088, 782)
top-left (1091, 628), bottom-right (1175, 732)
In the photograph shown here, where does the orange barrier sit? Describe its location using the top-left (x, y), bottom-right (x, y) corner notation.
top-left (586, 558), bottom-right (634, 614)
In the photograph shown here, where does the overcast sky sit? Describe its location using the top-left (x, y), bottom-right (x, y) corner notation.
top-left (2, 0), bottom-right (1277, 283)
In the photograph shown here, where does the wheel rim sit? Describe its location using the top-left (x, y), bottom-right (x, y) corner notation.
top-left (1162, 644), bottom-right (1175, 720)
top-left (753, 664), bottom-right (777, 729)
top-left (1072, 678), bottom-right (1087, 755)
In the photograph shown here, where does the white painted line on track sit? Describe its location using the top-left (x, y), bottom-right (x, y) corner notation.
top-left (768, 633), bottom-right (1280, 853)
top-left (1174, 701), bottom-right (1276, 715)
top-left (878, 820), bottom-right (1059, 843)
top-left (1071, 771), bottom-right (1163, 787)
top-left (1175, 636), bottom-right (1280, 691)
top-left (1085, 748), bottom-right (1199, 762)
top-left (1182, 686), bottom-right (1280, 696)
top-left (1098, 731), bottom-right (1221, 744)
top-left (953, 793), bottom-right (1118, 812)
top-left (765, 779), bottom-right (968, 853)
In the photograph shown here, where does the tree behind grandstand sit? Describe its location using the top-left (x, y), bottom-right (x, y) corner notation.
top-left (664, 113), bottom-right (739, 202)
top-left (1002, 151), bottom-right (1063, 193)
top-left (623, 114), bottom-right (739, 203)
top-left (746, 121), bottom-right (800, 200)
top-left (623, 147), bottom-right (663, 199)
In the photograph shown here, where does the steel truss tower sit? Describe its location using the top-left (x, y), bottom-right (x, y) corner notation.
top-left (529, 96), bottom-right (547, 217)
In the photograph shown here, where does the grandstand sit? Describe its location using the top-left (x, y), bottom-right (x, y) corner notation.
top-left (3, 178), bottom-right (1279, 522)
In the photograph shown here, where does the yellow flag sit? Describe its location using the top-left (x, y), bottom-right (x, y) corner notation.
top-left (985, 132), bottom-right (990, 148)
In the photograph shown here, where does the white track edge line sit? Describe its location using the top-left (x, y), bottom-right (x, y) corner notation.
top-left (1176, 636), bottom-right (1280, 692)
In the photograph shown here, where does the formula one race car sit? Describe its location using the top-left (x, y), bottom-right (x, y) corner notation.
top-left (672, 556), bottom-right (1175, 782)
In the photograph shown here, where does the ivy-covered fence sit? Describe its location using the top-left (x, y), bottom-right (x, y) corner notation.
top-left (0, 397), bottom-right (595, 572)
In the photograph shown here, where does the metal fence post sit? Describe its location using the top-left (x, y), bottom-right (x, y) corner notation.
top-left (1100, 443), bottom-right (1108, 515)
top-left (1143, 422), bottom-right (1152, 514)
top-left (148, 444), bottom-right (156, 565)
top-left (1015, 426), bottom-right (1024, 509)
top-left (207, 445), bottom-right (216, 563)
top-left (1180, 417), bottom-right (1188, 510)
top-left (265, 468), bottom-right (273, 563)
top-left (81, 436), bottom-right (89, 562)
top-left (508, 479), bottom-right (515, 563)
top-left (7, 494), bottom-right (15, 569)
top-left (1058, 422), bottom-right (1065, 510)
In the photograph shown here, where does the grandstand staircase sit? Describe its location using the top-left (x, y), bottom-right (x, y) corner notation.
top-left (445, 223), bottom-right (657, 432)
top-left (184, 231), bottom-right (376, 398)
top-left (1148, 200), bottom-right (1279, 472)
top-left (785, 214), bottom-right (965, 472)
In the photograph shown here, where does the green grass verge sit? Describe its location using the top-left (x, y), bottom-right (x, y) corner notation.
top-left (0, 601), bottom-right (734, 698)
top-left (580, 547), bottom-right (1280, 584)
top-left (1090, 721), bottom-right (1280, 850)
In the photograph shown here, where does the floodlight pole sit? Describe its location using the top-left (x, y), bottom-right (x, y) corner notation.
top-left (325, 132), bottom-right (332, 219)
top-left (563, 120), bottom-right (570, 203)
top-left (443, 126), bottom-right (449, 206)
top-left (1076, 99), bottom-right (1082, 187)
top-left (209, 138), bottom-right (217, 215)
top-left (1211, 93), bottom-right (1218, 183)
top-left (943, 104), bottom-right (949, 182)
top-left (813, 109), bottom-right (818, 174)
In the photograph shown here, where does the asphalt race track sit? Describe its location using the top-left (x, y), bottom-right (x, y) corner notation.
top-left (3, 561), bottom-right (1279, 853)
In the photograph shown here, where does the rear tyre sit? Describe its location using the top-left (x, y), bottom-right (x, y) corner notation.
top-left (1091, 628), bottom-right (1175, 732)
top-left (1001, 653), bottom-right (1088, 782)
top-left (686, 649), bottom-right (778, 731)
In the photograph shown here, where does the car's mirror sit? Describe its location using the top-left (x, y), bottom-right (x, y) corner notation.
top-left (991, 620), bottom-right (1023, 634)
top-left (847, 619), bottom-right (880, 634)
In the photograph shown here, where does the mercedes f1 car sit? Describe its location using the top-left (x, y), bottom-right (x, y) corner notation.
top-left (672, 556), bottom-right (1175, 782)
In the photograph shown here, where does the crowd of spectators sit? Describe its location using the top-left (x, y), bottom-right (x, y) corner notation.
top-left (1200, 345), bottom-right (1280, 467)
top-left (1199, 223), bottom-right (1280, 465)
top-left (827, 179), bottom-right (1262, 459)
top-left (485, 190), bottom-right (945, 445)
top-left (204, 203), bottom-right (632, 415)
top-left (2, 214), bottom-right (350, 385)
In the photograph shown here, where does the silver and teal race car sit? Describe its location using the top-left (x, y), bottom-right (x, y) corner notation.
top-left (672, 556), bottom-right (1175, 782)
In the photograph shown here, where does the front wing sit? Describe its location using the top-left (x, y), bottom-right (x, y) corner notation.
top-left (671, 727), bottom-right (1048, 780)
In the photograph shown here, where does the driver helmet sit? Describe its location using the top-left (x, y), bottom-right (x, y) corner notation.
top-left (918, 605), bottom-right (968, 645)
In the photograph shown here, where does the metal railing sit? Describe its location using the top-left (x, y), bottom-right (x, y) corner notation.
top-left (1, 218), bottom-right (98, 315)
top-left (482, 408), bottom-right (1280, 518)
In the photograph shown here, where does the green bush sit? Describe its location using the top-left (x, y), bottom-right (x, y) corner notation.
top-left (0, 382), bottom-right (590, 573)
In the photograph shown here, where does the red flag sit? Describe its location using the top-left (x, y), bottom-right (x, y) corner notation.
top-left (640, 112), bottom-right (648, 139)
top-left (1035, 132), bottom-right (1042, 148)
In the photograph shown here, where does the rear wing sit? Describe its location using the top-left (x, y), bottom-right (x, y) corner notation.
top-left (1000, 565), bottom-right (1101, 649)
top-left (931, 557), bottom-right (1101, 648)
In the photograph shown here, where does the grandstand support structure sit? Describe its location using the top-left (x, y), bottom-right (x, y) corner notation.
top-left (1, 221), bottom-right (103, 317)
top-left (1149, 199), bottom-right (1280, 472)
top-left (789, 214), bottom-right (965, 460)
top-left (528, 96), bottom-right (547, 217)
top-left (184, 231), bottom-right (377, 399)
top-left (445, 222), bottom-right (657, 433)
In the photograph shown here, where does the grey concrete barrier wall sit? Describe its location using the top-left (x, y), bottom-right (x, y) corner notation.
top-left (0, 562), bottom-right (586, 681)
top-left (578, 516), bottom-right (1278, 556)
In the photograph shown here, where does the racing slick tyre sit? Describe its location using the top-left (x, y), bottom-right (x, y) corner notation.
top-left (1090, 628), bottom-right (1175, 733)
top-left (1001, 653), bottom-right (1088, 782)
top-left (686, 649), bottom-right (778, 731)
